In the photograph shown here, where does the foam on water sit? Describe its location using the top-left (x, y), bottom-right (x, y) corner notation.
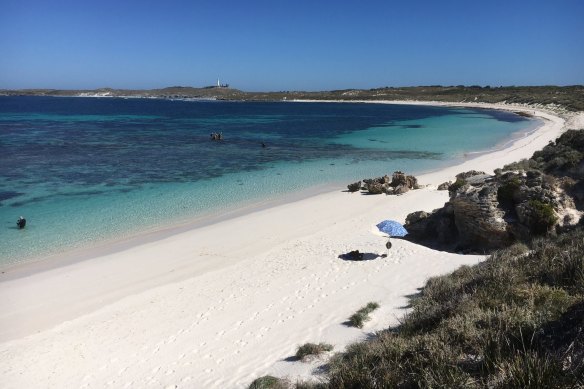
top-left (0, 97), bottom-right (538, 266)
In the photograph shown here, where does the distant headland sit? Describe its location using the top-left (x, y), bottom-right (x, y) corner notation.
top-left (1, 85), bottom-right (583, 111)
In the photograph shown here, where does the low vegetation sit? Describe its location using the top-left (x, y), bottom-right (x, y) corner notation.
top-left (502, 129), bottom-right (584, 178)
top-left (248, 376), bottom-right (291, 389)
top-left (295, 343), bottom-right (334, 361)
top-left (448, 177), bottom-right (467, 193)
top-left (348, 302), bottom-right (380, 328)
top-left (308, 229), bottom-right (584, 388)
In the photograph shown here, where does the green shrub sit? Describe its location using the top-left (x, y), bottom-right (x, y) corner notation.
top-left (448, 178), bottom-right (466, 193)
top-left (295, 343), bottom-right (333, 360)
top-left (348, 302), bottom-right (380, 328)
top-left (527, 200), bottom-right (558, 234)
top-left (497, 177), bottom-right (522, 205)
top-left (493, 351), bottom-right (565, 389)
top-left (501, 158), bottom-right (540, 172)
top-left (505, 242), bottom-right (530, 257)
top-left (320, 228), bottom-right (584, 388)
top-left (248, 375), bottom-right (289, 389)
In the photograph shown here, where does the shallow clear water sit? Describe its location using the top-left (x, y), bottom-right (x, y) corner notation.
top-left (0, 97), bottom-right (538, 266)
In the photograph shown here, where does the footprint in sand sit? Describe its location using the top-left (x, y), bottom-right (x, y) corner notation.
top-left (215, 330), bottom-right (226, 339)
top-left (235, 339), bottom-right (248, 347)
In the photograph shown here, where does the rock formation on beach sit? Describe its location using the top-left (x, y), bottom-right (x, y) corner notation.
top-left (348, 171), bottom-right (419, 195)
top-left (405, 130), bottom-right (584, 253)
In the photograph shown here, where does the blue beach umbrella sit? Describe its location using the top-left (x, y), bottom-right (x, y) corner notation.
top-left (376, 220), bottom-right (408, 237)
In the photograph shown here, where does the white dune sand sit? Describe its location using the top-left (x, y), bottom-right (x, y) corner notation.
top-left (0, 103), bottom-right (569, 388)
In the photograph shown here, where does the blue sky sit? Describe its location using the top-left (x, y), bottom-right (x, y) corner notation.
top-left (1, 0), bottom-right (583, 91)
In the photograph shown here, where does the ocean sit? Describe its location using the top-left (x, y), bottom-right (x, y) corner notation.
top-left (0, 96), bottom-right (538, 266)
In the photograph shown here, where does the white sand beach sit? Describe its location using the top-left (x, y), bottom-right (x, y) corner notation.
top-left (0, 103), bottom-right (573, 388)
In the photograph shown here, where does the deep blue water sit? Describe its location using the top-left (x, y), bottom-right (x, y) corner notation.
top-left (0, 96), bottom-right (536, 265)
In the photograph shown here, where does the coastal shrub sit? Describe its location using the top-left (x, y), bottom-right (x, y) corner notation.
top-left (448, 178), bottom-right (466, 193)
top-left (492, 351), bottom-right (566, 389)
top-left (348, 302), bottom-right (380, 328)
top-left (317, 228), bottom-right (584, 388)
top-left (532, 130), bottom-right (584, 176)
top-left (249, 376), bottom-right (290, 389)
top-left (501, 158), bottom-right (540, 172)
top-left (527, 199), bottom-right (558, 234)
top-left (295, 343), bottom-right (333, 360)
top-left (504, 242), bottom-right (530, 257)
top-left (497, 177), bottom-right (522, 206)
top-left (528, 233), bottom-right (584, 292)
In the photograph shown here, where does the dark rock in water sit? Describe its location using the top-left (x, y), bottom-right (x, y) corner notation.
top-left (347, 181), bottom-right (361, 193)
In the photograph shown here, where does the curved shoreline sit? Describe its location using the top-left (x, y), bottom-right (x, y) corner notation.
top-left (0, 102), bottom-right (545, 273)
top-left (0, 102), bottom-right (569, 388)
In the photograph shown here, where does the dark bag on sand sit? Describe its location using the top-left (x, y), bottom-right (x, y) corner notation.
top-left (386, 241), bottom-right (392, 250)
top-left (348, 250), bottom-right (364, 261)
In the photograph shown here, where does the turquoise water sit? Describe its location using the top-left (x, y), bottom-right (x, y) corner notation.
top-left (0, 97), bottom-right (538, 266)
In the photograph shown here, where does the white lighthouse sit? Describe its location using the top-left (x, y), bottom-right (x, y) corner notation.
top-left (215, 78), bottom-right (229, 88)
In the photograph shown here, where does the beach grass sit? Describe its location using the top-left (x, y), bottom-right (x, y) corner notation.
top-left (248, 375), bottom-right (291, 389)
top-left (348, 302), bottom-right (380, 328)
top-left (296, 343), bottom-right (334, 361)
top-left (319, 228), bottom-right (584, 388)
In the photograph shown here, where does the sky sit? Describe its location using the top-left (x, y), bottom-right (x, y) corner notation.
top-left (1, 0), bottom-right (583, 91)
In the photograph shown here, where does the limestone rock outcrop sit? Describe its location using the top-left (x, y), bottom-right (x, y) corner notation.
top-left (359, 171), bottom-right (419, 195)
top-left (347, 181), bottom-right (361, 193)
top-left (405, 169), bottom-right (579, 253)
top-left (408, 129), bottom-right (584, 253)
